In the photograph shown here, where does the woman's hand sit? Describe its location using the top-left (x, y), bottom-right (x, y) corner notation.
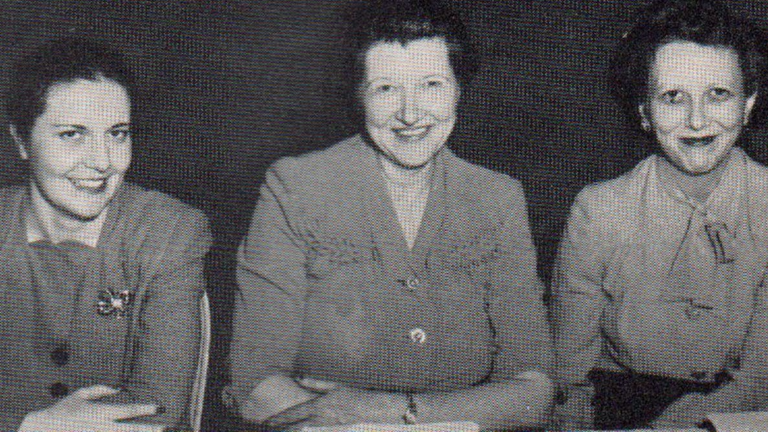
top-left (265, 383), bottom-right (402, 430)
top-left (19, 385), bottom-right (163, 432)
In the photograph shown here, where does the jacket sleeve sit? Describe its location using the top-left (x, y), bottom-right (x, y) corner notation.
top-left (126, 203), bottom-right (212, 428)
top-left (488, 179), bottom-right (553, 383)
top-left (224, 162), bottom-right (310, 419)
top-left (550, 191), bottom-right (606, 429)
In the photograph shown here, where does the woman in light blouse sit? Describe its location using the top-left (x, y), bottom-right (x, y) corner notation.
top-left (552, 0), bottom-right (768, 429)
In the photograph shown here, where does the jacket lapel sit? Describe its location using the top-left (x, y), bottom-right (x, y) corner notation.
top-left (409, 147), bottom-right (448, 268)
top-left (349, 136), bottom-right (412, 283)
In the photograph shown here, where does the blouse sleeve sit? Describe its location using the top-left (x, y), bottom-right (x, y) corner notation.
top-left (488, 180), bottom-right (553, 382)
top-left (550, 192), bottom-right (607, 429)
top-left (127, 205), bottom-right (212, 427)
top-left (225, 162), bottom-right (310, 417)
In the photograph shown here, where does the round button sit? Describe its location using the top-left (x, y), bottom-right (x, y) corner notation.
top-left (50, 344), bottom-right (69, 367)
top-left (405, 278), bottom-right (420, 291)
top-left (409, 328), bottom-right (426, 344)
top-left (49, 382), bottom-right (69, 398)
top-left (685, 304), bottom-right (703, 320)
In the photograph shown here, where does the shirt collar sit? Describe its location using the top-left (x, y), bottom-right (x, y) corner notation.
top-left (25, 184), bottom-right (107, 247)
top-left (653, 147), bottom-right (747, 223)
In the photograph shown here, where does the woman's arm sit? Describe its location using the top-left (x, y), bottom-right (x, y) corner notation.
top-left (127, 203), bottom-right (212, 427)
top-left (550, 193), bottom-right (606, 430)
top-left (19, 385), bottom-right (163, 432)
top-left (225, 162), bottom-right (312, 424)
top-left (266, 372), bottom-right (553, 431)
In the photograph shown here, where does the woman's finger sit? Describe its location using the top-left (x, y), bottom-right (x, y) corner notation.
top-left (96, 402), bottom-right (158, 420)
top-left (71, 385), bottom-right (121, 401)
top-left (295, 377), bottom-right (339, 393)
top-left (265, 400), bottom-right (316, 428)
top-left (113, 421), bottom-right (167, 432)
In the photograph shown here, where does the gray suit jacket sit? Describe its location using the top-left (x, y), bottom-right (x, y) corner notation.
top-left (227, 135), bottom-right (553, 412)
top-left (0, 183), bottom-right (211, 429)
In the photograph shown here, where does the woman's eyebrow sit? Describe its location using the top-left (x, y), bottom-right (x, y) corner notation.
top-left (111, 122), bottom-right (131, 128)
top-left (52, 124), bottom-right (86, 129)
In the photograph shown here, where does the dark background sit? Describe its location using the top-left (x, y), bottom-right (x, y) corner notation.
top-left (3, 0), bottom-right (768, 428)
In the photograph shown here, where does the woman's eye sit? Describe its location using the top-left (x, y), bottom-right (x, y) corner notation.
top-left (709, 88), bottom-right (733, 102)
top-left (426, 80), bottom-right (444, 88)
top-left (58, 130), bottom-right (82, 140)
top-left (110, 129), bottom-right (131, 141)
top-left (660, 90), bottom-right (685, 104)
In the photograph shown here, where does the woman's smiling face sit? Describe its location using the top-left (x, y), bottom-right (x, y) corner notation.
top-left (16, 78), bottom-right (131, 221)
top-left (362, 36), bottom-right (459, 169)
top-left (641, 41), bottom-right (756, 175)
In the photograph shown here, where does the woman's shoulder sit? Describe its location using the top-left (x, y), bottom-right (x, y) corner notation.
top-left (566, 156), bottom-right (657, 236)
top-left (108, 184), bottom-right (211, 272)
top-left (445, 151), bottom-right (526, 211)
top-left (575, 156), bottom-right (655, 210)
top-left (119, 183), bottom-right (207, 222)
top-left (269, 135), bottom-right (365, 176)
top-left (263, 136), bottom-right (374, 200)
top-left (445, 149), bottom-right (522, 191)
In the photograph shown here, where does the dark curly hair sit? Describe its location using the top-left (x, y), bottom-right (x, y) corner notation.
top-left (344, 0), bottom-right (478, 116)
top-left (610, 0), bottom-right (768, 129)
top-left (7, 36), bottom-right (133, 141)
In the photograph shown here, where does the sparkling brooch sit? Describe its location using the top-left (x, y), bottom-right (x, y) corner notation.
top-left (97, 289), bottom-right (134, 318)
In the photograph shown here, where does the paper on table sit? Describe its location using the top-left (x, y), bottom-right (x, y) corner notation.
top-left (706, 411), bottom-right (768, 432)
top-left (301, 421), bottom-right (480, 432)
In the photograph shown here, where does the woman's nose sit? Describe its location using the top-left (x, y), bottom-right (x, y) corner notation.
top-left (84, 135), bottom-right (111, 170)
top-left (687, 100), bottom-right (708, 131)
top-left (395, 88), bottom-right (421, 125)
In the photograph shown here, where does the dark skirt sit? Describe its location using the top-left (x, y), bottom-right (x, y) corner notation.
top-left (590, 369), bottom-right (729, 430)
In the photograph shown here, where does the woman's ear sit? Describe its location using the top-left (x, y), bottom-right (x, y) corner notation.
top-left (744, 92), bottom-right (758, 126)
top-left (10, 125), bottom-right (29, 160)
top-left (638, 104), bottom-right (651, 132)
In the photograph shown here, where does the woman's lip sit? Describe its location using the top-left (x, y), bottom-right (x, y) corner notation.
top-left (69, 177), bottom-right (108, 192)
top-left (394, 126), bottom-right (431, 139)
top-left (679, 136), bottom-right (716, 147)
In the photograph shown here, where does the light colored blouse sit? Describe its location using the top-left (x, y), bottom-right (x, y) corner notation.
top-left (552, 147), bottom-right (768, 427)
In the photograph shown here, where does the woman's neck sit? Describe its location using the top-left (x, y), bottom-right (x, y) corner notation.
top-left (378, 155), bottom-right (432, 190)
top-left (656, 152), bottom-right (731, 206)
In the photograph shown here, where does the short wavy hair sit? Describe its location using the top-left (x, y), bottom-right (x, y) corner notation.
top-left (344, 0), bottom-right (478, 111)
top-left (8, 36), bottom-right (133, 140)
top-left (610, 0), bottom-right (768, 128)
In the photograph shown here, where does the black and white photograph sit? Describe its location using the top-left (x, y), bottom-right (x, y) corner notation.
top-left (3, 0), bottom-right (768, 431)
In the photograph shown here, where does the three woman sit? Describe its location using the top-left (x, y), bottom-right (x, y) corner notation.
top-left (225, 0), bottom-right (554, 430)
top-left (553, 0), bottom-right (768, 429)
top-left (1, 38), bottom-right (211, 431)
top-left (9, 0), bottom-right (768, 431)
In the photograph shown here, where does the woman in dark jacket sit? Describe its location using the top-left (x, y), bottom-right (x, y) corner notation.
top-left (4, 37), bottom-right (211, 431)
top-left (226, 0), bottom-right (554, 430)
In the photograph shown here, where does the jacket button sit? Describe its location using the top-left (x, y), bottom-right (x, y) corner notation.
top-left (405, 278), bottom-right (420, 291)
top-left (50, 344), bottom-right (69, 366)
top-left (409, 328), bottom-right (426, 344)
top-left (49, 382), bottom-right (69, 398)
